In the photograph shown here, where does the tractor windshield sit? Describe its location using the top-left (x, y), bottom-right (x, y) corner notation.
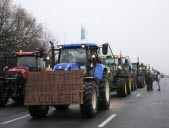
top-left (17, 56), bottom-right (36, 67)
top-left (132, 65), bottom-right (137, 70)
top-left (59, 48), bottom-right (87, 64)
top-left (103, 58), bottom-right (114, 64)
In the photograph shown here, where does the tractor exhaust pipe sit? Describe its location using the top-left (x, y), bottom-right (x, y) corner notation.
top-left (49, 41), bottom-right (55, 69)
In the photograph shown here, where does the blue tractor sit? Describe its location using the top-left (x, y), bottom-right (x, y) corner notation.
top-left (28, 43), bottom-right (111, 118)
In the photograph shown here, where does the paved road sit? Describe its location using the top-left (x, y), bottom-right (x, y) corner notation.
top-left (0, 78), bottom-right (169, 128)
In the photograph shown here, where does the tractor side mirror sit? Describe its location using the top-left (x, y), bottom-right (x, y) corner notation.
top-left (102, 43), bottom-right (108, 55)
top-left (125, 59), bottom-right (129, 66)
top-left (4, 66), bottom-right (9, 71)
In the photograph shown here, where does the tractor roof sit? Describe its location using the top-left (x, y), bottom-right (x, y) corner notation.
top-left (15, 52), bottom-right (38, 56)
top-left (57, 43), bottom-right (97, 48)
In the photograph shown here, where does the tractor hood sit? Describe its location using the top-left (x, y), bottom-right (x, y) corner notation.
top-left (8, 66), bottom-right (29, 72)
top-left (7, 66), bottom-right (29, 79)
top-left (53, 63), bottom-right (80, 71)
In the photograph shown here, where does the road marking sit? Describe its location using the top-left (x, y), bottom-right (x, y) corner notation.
top-left (98, 114), bottom-right (117, 127)
top-left (1, 114), bottom-right (30, 125)
top-left (136, 94), bottom-right (141, 97)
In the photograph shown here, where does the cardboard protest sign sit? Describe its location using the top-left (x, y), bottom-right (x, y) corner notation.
top-left (24, 70), bottom-right (84, 105)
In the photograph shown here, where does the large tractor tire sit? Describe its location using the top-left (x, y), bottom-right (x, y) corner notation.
top-left (0, 96), bottom-right (8, 107)
top-left (137, 76), bottom-right (144, 88)
top-left (98, 72), bottom-right (111, 110)
top-left (28, 106), bottom-right (49, 118)
top-left (80, 81), bottom-right (98, 118)
top-left (127, 78), bottom-right (131, 95)
top-left (54, 105), bottom-right (70, 110)
top-left (0, 83), bottom-right (8, 107)
top-left (117, 78), bottom-right (127, 97)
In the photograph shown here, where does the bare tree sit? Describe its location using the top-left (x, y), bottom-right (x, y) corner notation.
top-left (0, 0), bottom-right (57, 53)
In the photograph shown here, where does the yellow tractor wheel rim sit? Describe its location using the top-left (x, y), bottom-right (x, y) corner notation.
top-left (124, 83), bottom-right (127, 93)
top-left (129, 79), bottom-right (132, 90)
top-left (144, 78), bottom-right (146, 85)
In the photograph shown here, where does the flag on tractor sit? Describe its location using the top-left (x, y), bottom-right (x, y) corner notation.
top-left (81, 25), bottom-right (87, 40)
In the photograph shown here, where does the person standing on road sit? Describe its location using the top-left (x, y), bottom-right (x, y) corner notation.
top-left (156, 72), bottom-right (161, 91)
top-left (146, 72), bottom-right (154, 90)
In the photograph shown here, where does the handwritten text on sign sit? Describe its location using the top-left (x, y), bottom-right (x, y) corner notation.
top-left (24, 70), bottom-right (84, 105)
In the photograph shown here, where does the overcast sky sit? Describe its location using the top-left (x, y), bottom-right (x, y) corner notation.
top-left (14, 0), bottom-right (169, 75)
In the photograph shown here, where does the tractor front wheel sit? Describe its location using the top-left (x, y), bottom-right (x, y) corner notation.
top-left (0, 96), bottom-right (8, 107)
top-left (117, 78), bottom-right (127, 97)
top-left (80, 81), bottom-right (98, 118)
top-left (98, 72), bottom-right (111, 110)
top-left (28, 106), bottom-right (49, 118)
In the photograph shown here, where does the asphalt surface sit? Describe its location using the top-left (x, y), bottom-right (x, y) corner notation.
top-left (0, 78), bottom-right (169, 128)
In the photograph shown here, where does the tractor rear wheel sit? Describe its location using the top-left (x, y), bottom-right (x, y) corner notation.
top-left (28, 106), bottom-right (49, 118)
top-left (54, 105), bottom-right (70, 110)
top-left (98, 72), bottom-right (110, 110)
top-left (0, 96), bottom-right (7, 107)
top-left (117, 78), bottom-right (127, 97)
top-left (80, 81), bottom-right (98, 118)
top-left (138, 80), bottom-right (143, 88)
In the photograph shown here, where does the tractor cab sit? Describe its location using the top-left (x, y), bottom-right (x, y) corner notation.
top-left (137, 62), bottom-right (144, 76)
top-left (98, 44), bottom-right (117, 74)
top-left (14, 52), bottom-right (46, 71)
top-left (54, 43), bottom-right (103, 76)
top-left (122, 56), bottom-right (132, 74)
top-left (112, 54), bottom-right (127, 75)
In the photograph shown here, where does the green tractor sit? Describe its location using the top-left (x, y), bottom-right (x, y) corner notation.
top-left (111, 55), bottom-right (133, 97)
top-left (132, 62), bottom-right (147, 88)
top-left (124, 56), bottom-right (137, 91)
top-left (98, 45), bottom-right (132, 97)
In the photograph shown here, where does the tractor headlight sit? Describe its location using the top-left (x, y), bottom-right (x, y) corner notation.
top-left (92, 55), bottom-right (96, 58)
top-left (118, 66), bottom-right (122, 70)
top-left (81, 44), bottom-right (85, 48)
top-left (59, 45), bottom-right (63, 49)
top-left (46, 56), bottom-right (50, 60)
top-left (140, 67), bottom-right (142, 70)
top-left (91, 63), bottom-right (93, 67)
top-left (108, 70), bottom-right (110, 73)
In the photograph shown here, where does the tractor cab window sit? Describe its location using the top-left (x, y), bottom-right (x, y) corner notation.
top-left (59, 48), bottom-right (87, 64)
top-left (17, 56), bottom-right (36, 67)
top-left (104, 58), bottom-right (114, 64)
top-left (37, 57), bottom-right (45, 69)
top-left (114, 58), bottom-right (118, 65)
top-left (98, 44), bottom-right (113, 57)
top-left (132, 65), bottom-right (137, 70)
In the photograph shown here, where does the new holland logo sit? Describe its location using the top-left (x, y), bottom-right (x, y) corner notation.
top-left (58, 66), bottom-right (62, 69)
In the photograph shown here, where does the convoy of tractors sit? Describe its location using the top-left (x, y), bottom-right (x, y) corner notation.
top-left (0, 42), bottom-right (163, 118)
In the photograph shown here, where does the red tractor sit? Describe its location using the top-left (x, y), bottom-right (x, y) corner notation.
top-left (0, 50), bottom-right (52, 106)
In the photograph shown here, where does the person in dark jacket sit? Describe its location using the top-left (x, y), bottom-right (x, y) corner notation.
top-left (156, 72), bottom-right (161, 91)
top-left (146, 72), bottom-right (154, 91)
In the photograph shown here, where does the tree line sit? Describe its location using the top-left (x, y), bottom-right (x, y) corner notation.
top-left (0, 0), bottom-right (56, 53)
